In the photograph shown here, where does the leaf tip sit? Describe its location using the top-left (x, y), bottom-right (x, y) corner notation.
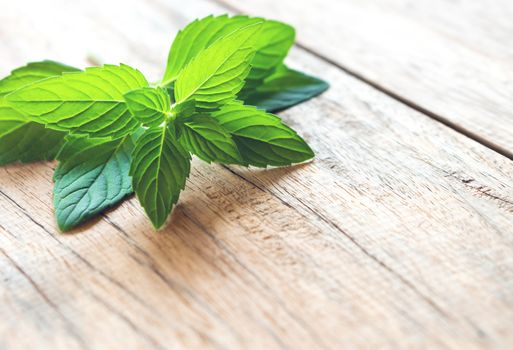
top-left (56, 218), bottom-right (74, 232)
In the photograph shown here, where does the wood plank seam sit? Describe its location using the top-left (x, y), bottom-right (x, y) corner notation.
top-left (1, 189), bottom-right (329, 349)
top-left (212, 0), bottom-right (513, 160)
top-left (1, 192), bottom-right (328, 350)
top-left (0, 195), bottom-right (167, 350)
top-left (221, 166), bottom-right (452, 319)
top-left (104, 204), bottom-right (332, 347)
top-left (0, 167), bottom-right (344, 349)
top-left (2, 162), bottom-right (486, 346)
top-left (220, 164), bottom-right (509, 348)
top-left (196, 0), bottom-right (513, 324)
top-left (179, 208), bottom-right (331, 348)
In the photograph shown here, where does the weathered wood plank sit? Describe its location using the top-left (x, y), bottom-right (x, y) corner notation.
top-left (1, 0), bottom-right (512, 349)
top-left (218, 0), bottom-right (513, 157)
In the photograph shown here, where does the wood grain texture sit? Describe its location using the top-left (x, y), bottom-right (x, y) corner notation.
top-left (218, 0), bottom-right (513, 158)
top-left (1, 0), bottom-right (513, 349)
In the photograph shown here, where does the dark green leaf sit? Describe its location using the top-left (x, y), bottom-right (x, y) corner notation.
top-left (242, 65), bottom-right (329, 112)
top-left (53, 136), bottom-right (134, 231)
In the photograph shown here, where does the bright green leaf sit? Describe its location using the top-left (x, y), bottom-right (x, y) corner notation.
top-left (242, 20), bottom-right (295, 91)
top-left (0, 60), bottom-right (80, 98)
top-left (0, 60), bottom-right (81, 165)
top-left (174, 23), bottom-right (262, 109)
top-left (178, 114), bottom-right (242, 164)
top-left (162, 15), bottom-right (294, 90)
top-left (53, 136), bottom-right (134, 231)
top-left (211, 102), bottom-right (314, 167)
top-left (242, 65), bottom-right (329, 112)
top-left (130, 127), bottom-right (191, 229)
top-left (124, 87), bottom-right (171, 127)
top-left (162, 15), bottom-right (262, 85)
top-left (6, 64), bottom-right (148, 139)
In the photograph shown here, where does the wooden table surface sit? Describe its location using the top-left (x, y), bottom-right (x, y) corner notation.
top-left (1, 0), bottom-right (512, 349)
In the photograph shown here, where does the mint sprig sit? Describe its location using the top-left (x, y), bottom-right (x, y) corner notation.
top-left (0, 14), bottom-right (329, 231)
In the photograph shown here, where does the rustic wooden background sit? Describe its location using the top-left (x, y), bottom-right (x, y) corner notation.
top-left (1, 0), bottom-right (512, 349)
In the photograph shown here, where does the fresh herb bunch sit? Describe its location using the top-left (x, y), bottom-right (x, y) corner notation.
top-left (0, 15), bottom-right (328, 231)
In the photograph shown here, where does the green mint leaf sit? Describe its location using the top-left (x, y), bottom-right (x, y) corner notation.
top-left (130, 127), bottom-right (191, 229)
top-left (0, 60), bottom-right (81, 165)
top-left (6, 64), bottom-right (148, 139)
top-left (0, 60), bottom-right (80, 98)
top-left (243, 65), bottom-right (329, 112)
top-left (0, 100), bottom-right (64, 165)
top-left (162, 15), bottom-right (262, 84)
top-left (174, 23), bottom-right (262, 109)
top-left (178, 114), bottom-right (242, 164)
top-left (242, 20), bottom-right (295, 91)
top-left (53, 136), bottom-right (134, 231)
top-left (163, 15), bottom-right (293, 90)
top-left (212, 102), bottom-right (314, 167)
top-left (124, 87), bottom-right (171, 127)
